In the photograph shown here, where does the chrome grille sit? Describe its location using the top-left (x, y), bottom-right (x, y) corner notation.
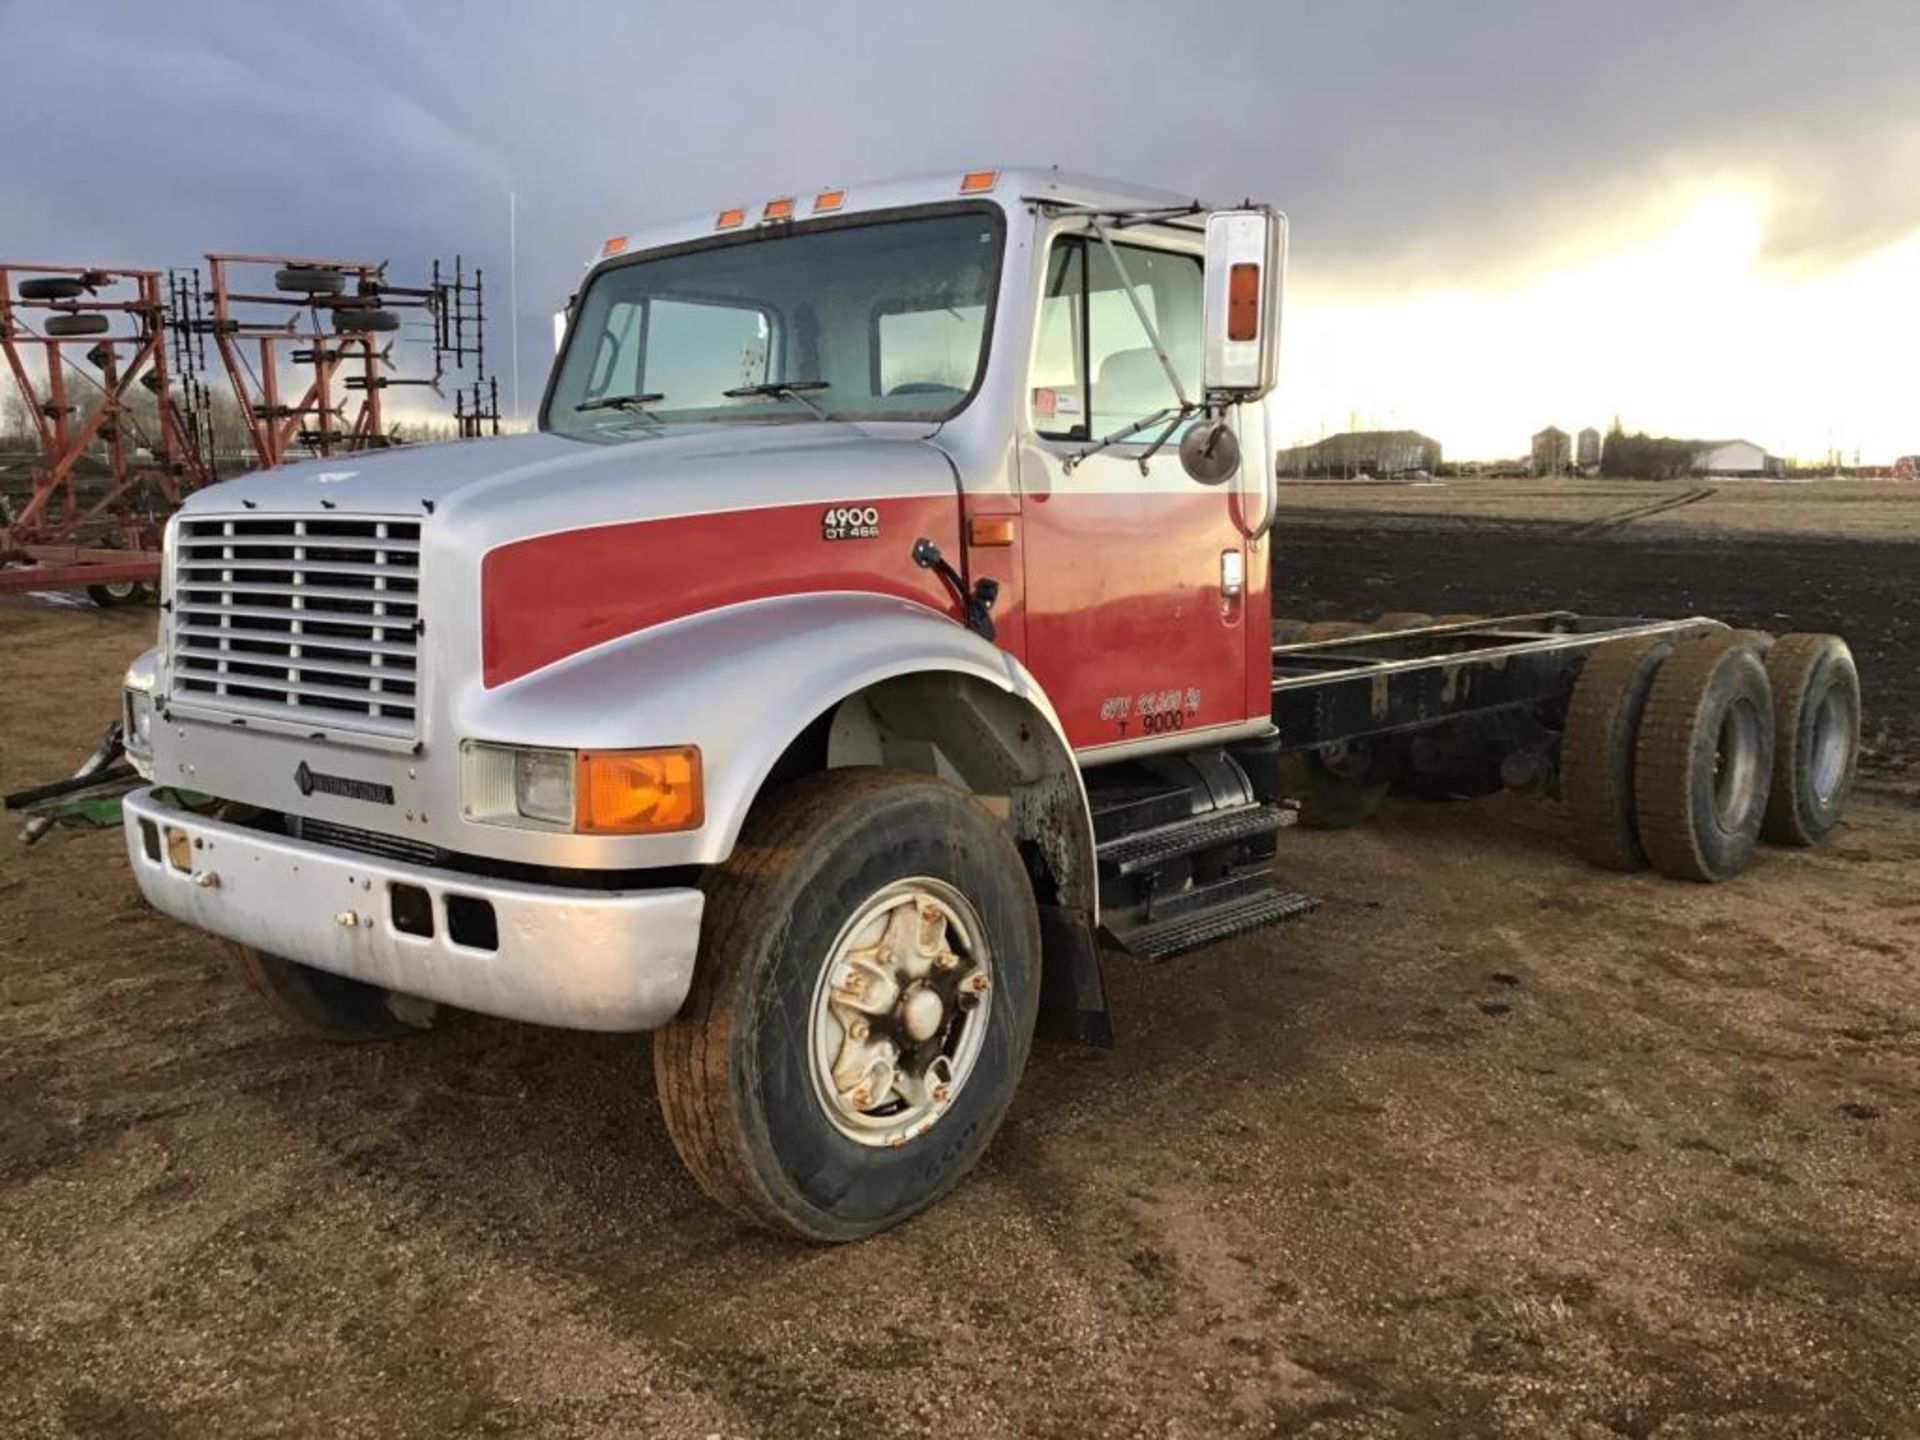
top-left (171, 514), bottom-right (422, 737)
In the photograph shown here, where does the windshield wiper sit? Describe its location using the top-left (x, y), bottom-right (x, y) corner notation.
top-left (723, 379), bottom-right (831, 419)
top-left (575, 391), bottom-right (666, 417)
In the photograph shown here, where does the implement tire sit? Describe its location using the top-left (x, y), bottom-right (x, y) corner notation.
top-left (46, 313), bottom-right (110, 337)
top-left (653, 769), bottom-right (1041, 1241)
top-left (86, 581), bottom-right (142, 608)
top-left (19, 276), bottom-right (88, 300)
top-left (1761, 633), bottom-right (1860, 846)
top-left (332, 307), bottom-right (400, 334)
top-left (275, 266), bottom-right (346, 295)
top-left (1632, 636), bottom-right (1775, 882)
top-left (229, 944), bottom-right (436, 1042)
top-left (1562, 636), bottom-right (1673, 870)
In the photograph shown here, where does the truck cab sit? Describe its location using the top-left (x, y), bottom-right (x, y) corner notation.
top-left (121, 169), bottom-right (1296, 1237)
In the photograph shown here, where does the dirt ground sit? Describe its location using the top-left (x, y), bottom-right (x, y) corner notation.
top-left (3, 491), bottom-right (1918, 1437)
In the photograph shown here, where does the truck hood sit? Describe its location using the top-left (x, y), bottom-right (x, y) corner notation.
top-left (181, 424), bottom-right (958, 530)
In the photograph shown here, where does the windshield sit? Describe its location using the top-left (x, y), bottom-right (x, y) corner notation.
top-left (544, 208), bottom-right (1004, 437)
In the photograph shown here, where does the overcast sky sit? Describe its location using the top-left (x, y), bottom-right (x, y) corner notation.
top-left (3, 0), bottom-right (1916, 460)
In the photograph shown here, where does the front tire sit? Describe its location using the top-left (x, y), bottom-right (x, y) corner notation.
top-left (653, 769), bottom-right (1041, 1241)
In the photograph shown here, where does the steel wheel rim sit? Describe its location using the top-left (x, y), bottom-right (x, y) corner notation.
top-left (1808, 686), bottom-right (1852, 805)
top-left (1712, 698), bottom-right (1761, 828)
top-left (806, 877), bottom-right (993, 1149)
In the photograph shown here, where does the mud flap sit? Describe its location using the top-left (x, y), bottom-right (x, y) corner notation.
top-left (1036, 903), bottom-right (1113, 1048)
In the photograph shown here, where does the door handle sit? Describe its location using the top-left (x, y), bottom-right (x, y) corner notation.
top-left (1220, 549), bottom-right (1245, 598)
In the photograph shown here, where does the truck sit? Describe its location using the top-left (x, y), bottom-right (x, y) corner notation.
top-left (116, 169), bottom-right (1864, 1240)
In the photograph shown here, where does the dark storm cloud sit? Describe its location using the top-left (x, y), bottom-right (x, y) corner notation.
top-left (3, 0), bottom-right (1914, 414)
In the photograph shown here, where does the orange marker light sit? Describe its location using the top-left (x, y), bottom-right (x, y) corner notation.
top-left (602, 235), bottom-right (628, 257)
top-left (716, 207), bottom-right (746, 229)
top-left (576, 747), bottom-right (704, 834)
top-left (968, 515), bottom-right (1016, 546)
top-left (959, 169), bottom-right (999, 194)
top-left (1226, 262), bottom-right (1261, 342)
top-left (813, 188), bottom-right (845, 213)
top-left (763, 197), bottom-right (795, 221)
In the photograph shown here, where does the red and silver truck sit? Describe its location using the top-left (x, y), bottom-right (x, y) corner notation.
top-left (117, 169), bottom-right (1862, 1238)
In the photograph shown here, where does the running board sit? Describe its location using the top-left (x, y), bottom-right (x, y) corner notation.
top-left (1096, 803), bottom-right (1290, 876)
top-left (1106, 883), bottom-right (1321, 961)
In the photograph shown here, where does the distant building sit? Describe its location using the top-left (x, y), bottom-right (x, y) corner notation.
top-left (1576, 426), bottom-right (1602, 469)
top-left (1530, 426), bottom-right (1571, 476)
top-left (1276, 429), bottom-right (1441, 478)
top-left (1689, 439), bottom-right (1781, 476)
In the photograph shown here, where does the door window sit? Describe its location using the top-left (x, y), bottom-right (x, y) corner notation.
top-left (1031, 237), bottom-right (1203, 441)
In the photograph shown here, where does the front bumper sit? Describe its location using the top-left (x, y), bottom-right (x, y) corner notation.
top-left (121, 788), bottom-right (704, 1032)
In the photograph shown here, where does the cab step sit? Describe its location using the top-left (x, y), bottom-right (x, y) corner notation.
top-left (1106, 881), bottom-right (1321, 961)
top-left (1097, 803), bottom-right (1290, 876)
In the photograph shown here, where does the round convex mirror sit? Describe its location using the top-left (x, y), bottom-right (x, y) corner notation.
top-left (1179, 418), bottom-right (1241, 484)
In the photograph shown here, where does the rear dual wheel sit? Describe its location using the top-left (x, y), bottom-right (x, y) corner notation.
top-left (1564, 630), bottom-right (1857, 880)
top-left (654, 770), bottom-right (1040, 1241)
top-left (1632, 635), bottom-right (1776, 882)
top-left (1762, 634), bottom-right (1860, 846)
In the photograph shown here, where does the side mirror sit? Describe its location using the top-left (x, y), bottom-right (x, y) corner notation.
top-left (1201, 207), bottom-right (1286, 401)
top-left (1179, 417), bottom-right (1241, 485)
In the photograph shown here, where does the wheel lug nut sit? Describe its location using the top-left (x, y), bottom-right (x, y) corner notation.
top-left (849, 1018), bottom-right (870, 1041)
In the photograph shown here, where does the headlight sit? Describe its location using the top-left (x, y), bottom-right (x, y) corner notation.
top-left (124, 688), bottom-right (156, 762)
top-left (122, 647), bottom-right (160, 777)
top-left (460, 742), bottom-right (702, 834)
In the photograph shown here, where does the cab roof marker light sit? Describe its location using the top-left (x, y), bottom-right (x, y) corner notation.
top-left (716, 207), bottom-right (746, 230)
top-left (762, 197), bottom-right (795, 221)
top-left (959, 169), bottom-right (999, 194)
top-left (812, 188), bottom-right (845, 213)
top-left (601, 235), bottom-right (628, 257)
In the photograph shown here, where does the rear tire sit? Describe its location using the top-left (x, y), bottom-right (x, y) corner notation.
top-left (1761, 633), bottom-right (1860, 846)
top-left (1632, 636), bottom-right (1775, 882)
top-left (653, 769), bottom-right (1041, 1241)
top-left (229, 944), bottom-right (437, 1041)
top-left (1562, 636), bottom-right (1672, 870)
top-left (1283, 740), bottom-right (1391, 829)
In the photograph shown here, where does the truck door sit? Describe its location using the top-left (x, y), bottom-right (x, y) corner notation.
top-left (1017, 230), bottom-right (1258, 754)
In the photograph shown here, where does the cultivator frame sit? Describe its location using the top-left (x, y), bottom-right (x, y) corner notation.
top-left (198, 252), bottom-right (444, 470)
top-left (0, 264), bottom-right (211, 595)
top-left (2, 249), bottom-right (493, 599)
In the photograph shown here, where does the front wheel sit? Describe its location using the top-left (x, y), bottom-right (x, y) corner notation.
top-left (653, 769), bottom-right (1041, 1241)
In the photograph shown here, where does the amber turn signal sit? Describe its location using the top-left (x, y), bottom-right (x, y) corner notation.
top-left (1226, 262), bottom-right (1261, 342)
top-left (576, 747), bottom-right (704, 834)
